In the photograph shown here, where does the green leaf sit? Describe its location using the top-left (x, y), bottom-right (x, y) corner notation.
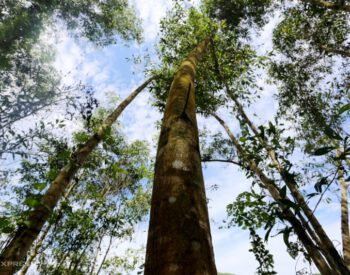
top-left (264, 224), bottom-right (274, 242)
top-left (112, 164), bottom-right (128, 174)
top-left (0, 217), bottom-right (14, 234)
top-left (339, 103), bottom-right (350, 115)
top-left (46, 169), bottom-right (58, 181)
top-left (283, 227), bottom-right (292, 249)
top-left (280, 199), bottom-right (299, 211)
top-left (280, 185), bottom-right (287, 198)
top-left (58, 150), bottom-right (71, 160)
top-left (24, 196), bottom-right (42, 208)
top-left (33, 182), bottom-right (47, 191)
top-left (323, 126), bottom-right (342, 141)
top-left (313, 146), bottom-right (335, 156)
top-left (314, 177), bottom-right (328, 193)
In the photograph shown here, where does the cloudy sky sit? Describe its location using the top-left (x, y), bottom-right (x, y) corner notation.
top-left (49, 0), bottom-right (343, 274)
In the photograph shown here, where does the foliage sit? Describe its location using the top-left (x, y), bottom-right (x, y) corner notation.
top-left (0, 0), bottom-right (142, 68)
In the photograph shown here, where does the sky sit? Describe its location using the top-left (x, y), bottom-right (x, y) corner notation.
top-left (27, 0), bottom-right (344, 274)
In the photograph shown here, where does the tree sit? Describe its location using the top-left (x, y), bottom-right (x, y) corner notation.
top-left (0, 77), bottom-right (154, 274)
top-left (0, 0), bottom-right (142, 69)
top-left (144, 16), bottom-right (217, 274)
top-left (0, 0), bottom-right (143, 161)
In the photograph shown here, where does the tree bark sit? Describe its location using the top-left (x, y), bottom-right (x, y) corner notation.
top-left (144, 37), bottom-right (217, 275)
top-left (210, 112), bottom-right (334, 275)
top-left (0, 77), bottom-right (154, 275)
top-left (301, 0), bottom-right (350, 12)
top-left (337, 156), bottom-right (350, 269)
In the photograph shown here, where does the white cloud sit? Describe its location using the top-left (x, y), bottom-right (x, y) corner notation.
top-left (131, 0), bottom-right (172, 42)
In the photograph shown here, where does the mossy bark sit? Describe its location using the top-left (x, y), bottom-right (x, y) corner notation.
top-left (0, 77), bottom-right (154, 275)
top-left (144, 38), bottom-right (217, 275)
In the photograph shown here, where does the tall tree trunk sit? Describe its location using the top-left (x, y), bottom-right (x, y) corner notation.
top-left (0, 77), bottom-right (154, 275)
top-left (144, 37), bottom-right (217, 275)
top-left (211, 112), bottom-right (334, 275)
top-left (337, 153), bottom-right (350, 269)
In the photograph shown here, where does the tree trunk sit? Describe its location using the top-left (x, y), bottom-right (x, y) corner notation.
top-left (96, 235), bottom-right (113, 275)
top-left (0, 77), bottom-right (154, 275)
top-left (337, 156), bottom-right (350, 269)
top-left (89, 233), bottom-right (104, 275)
top-left (144, 37), bottom-right (217, 275)
top-left (210, 112), bottom-right (334, 275)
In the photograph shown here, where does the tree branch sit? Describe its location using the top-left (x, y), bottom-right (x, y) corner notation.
top-left (302, 0), bottom-right (350, 12)
top-left (201, 158), bottom-right (242, 167)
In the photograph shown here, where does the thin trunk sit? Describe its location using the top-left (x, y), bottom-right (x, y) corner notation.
top-left (301, 0), bottom-right (350, 12)
top-left (211, 112), bottom-right (334, 275)
top-left (144, 37), bottom-right (217, 274)
top-left (18, 223), bottom-right (51, 275)
top-left (319, 45), bottom-right (350, 58)
top-left (231, 96), bottom-right (349, 274)
top-left (337, 152), bottom-right (350, 269)
top-left (96, 235), bottom-right (113, 275)
top-left (0, 77), bottom-right (154, 275)
top-left (69, 245), bottom-right (89, 274)
top-left (89, 233), bottom-right (104, 275)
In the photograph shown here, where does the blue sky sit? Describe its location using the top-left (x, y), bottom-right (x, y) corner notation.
top-left (46, 0), bottom-right (345, 274)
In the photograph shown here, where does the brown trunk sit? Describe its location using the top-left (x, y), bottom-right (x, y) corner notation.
top-left (144, 38), bottom-right (217, 275)
top-left (211, 112), bottom-right (334, 275)
top-left (337, 155), bottom-right (350, 269)
top-left (0, 77), bottom-right (154, 275)
top-left (340, 172), bottom-right (350, 268)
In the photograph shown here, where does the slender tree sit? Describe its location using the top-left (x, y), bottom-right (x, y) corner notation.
top-left (144, 37), bottom-right (217, 274)
top-left (210, 112), bottom-right (334, 274)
